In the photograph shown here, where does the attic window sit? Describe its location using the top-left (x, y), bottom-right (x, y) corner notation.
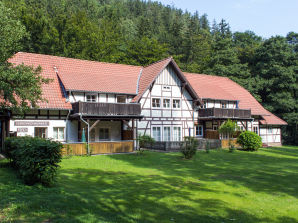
top-left (163, 85), bottom-right (171, 91)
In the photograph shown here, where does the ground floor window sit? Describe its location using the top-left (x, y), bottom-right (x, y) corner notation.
top-left (53, 127), bottom-right (64, 140)
top-left (173, 126), bottom-right (181, 141)
top-left (253, 126), bottom-right (259, 135)
top-left (35, 127), bottom-right (47, 138)
top-left (213, 125), bottom-right (218, 131)
top-left (99, 128), bottom-right (110, 141)
top-left (163, 126), bottom-right (171, 141)
top-left (195, 125), bottom-right (203, 136)
top-left (152, 126), bottom-right (161, 141)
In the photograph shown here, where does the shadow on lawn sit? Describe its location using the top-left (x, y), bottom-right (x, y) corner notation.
top-left (0, 166), bottom-right (282, 223)
top-left (109, 148), bottom-right (298, 198)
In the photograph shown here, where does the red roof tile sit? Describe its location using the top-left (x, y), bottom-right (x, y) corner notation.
top-left (9, 52), bottom-right (72, 110)
top-left (185, 73), bottom-right (287, 125)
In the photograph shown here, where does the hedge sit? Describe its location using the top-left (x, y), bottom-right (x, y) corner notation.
top-left (4, 136), bottom-right (62, 186)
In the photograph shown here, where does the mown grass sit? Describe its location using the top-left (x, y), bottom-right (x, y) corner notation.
top-left (0, 146), bottom-right (298, 223)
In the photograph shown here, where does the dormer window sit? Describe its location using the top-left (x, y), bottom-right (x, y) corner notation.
top-left (86, 94), bottom-right (97, 102)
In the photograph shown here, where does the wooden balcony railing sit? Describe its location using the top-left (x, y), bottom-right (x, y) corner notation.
top-left (198, 107), bottom-right (251, 119)
top-left (72, 102), bottom-right (142, 116)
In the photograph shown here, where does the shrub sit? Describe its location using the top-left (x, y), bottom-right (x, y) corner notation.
top-left (4, 136), bottom-right (62, 186)
top-left (181, 137), bottom-right (198, 159)
top-left (237, 131), bottom-right (262, 151)
top-left (137, 134), bottom-right (155, 154)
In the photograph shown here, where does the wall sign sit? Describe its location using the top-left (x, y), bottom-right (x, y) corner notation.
top-left (14, 121), bottom-right (49, 126)
top-left (17, 128), bottom-right (28, 132)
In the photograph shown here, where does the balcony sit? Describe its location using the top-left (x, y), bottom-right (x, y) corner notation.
top-left (71, 102), bottom-right (142, 119)
top-left (198, 107), bottom-right (251, 120)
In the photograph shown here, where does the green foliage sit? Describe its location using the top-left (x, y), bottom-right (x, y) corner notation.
top-left (137, 134), bottom-right (155, 153)
top-left (4, 136), bottom-right (62, 186)
top-left (0, 2), bottom-right (48, 113)
top-left (237, 131), bottom-right (262, 151)
top-left (219, 120), bottom-right (239, 150)
top-left (181, 137), bottom-right (198, 159)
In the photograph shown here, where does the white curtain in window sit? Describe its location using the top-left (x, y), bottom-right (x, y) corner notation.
top-left (152, 127), bottom-right (161, 141)
top-left (173, 127), bottom-right (181, 141)
top-left (163, 127), bottom-right (171, 141)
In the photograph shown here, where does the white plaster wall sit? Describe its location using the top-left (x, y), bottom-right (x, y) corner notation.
top-left (10, 119), bottom-right (67, 141)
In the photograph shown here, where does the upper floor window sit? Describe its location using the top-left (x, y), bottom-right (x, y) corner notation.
top-left (163, 85), bottom-right (171, 91)
top-left (86, 94), bottom-right (97, 102)
top-left (268, 127), bottom-right (272, 134)
top-left (163, 99), bottom-right (170, 108)
top-left (222, 102), bottom-right (227, 108)
top-left (117, 95), bottom-right (126, 103)
top-left (152, 98), bottom-right (161, 108)
top-left (173, 99), bottom-right (181, 109)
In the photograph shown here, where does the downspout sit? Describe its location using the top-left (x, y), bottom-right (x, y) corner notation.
top-left (79, 113), bottom-right (89, 154)
top-left (65, 109), bottom-right (71, 143)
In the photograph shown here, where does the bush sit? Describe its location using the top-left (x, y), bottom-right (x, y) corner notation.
top-left (237, 131), bottom-right (262, 151)
top-left (181, 137), bottom-right (198, 159)
top-left (137, 134), bottom-right (155, 154)
top-left (4, 136), bottom-right (62, 186)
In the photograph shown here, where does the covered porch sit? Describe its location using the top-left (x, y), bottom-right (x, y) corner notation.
top-left (65, 102), bottom-right (143, 154)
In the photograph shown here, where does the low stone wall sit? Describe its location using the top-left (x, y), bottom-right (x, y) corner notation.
top-left (197, 138), bottom-right (221, 150)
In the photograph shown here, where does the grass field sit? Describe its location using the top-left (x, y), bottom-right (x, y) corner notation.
top-left (0, 146), bottom-right (298, 223)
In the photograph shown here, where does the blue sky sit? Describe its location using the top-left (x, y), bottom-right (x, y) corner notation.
top-left (157, 0), bottom-right (298, 38)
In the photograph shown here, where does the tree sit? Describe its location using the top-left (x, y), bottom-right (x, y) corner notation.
top-left (0, 2), bottom-right (47, 113)
top-left (218, 120), bottom-right (240, 151)
top-left (254, 36), bottom-right (298, 144)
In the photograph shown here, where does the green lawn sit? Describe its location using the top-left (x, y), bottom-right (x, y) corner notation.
top-left (1, 146), bottom-right (298, 223)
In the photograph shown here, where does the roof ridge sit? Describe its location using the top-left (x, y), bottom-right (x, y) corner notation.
top-left (144, 56), bottom-right (172, 68)
top-left (15, 52), bottom-right (143, 68)
top-left (184, 72), bottom-right (231, 80)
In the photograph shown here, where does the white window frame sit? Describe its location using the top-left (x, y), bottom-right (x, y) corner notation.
top-left (173, 126), bottom-right (182, 141)
top-left (86, 94), bottom-right (97, 102)
top-left (163, 126), bottom-right (171, 141)
top-left (213, 125), bottom-right (218, 131)
top-left (152, 98), bottom-right (161, 108)
top-left (173, 99), bottom-right (181, 109)
top-left (53, 127), bottom-right (65, 141)
top-left (35, 127), bottom-right (48, 138)
top-left (195, 125), bottom-right (203, 137)
top-left (152, 126), bottom-right (162, 141)
top-left (221, 102), bottom-right (227, 108)
top-left (163, 85), bottom-right (171, 91)
top-left (267, 127), bottom-right (272, 134)
top-left (163, 98), bottom-right (171, 108)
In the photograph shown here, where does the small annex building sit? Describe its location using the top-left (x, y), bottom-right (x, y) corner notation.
top-left (5, 52), bottom-right (286, 153)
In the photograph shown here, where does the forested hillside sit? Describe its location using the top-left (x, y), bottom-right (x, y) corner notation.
top-left (1, 0), bottom-right (297, 144)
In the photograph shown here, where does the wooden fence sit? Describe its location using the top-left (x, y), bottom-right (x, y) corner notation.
top-left (62, 141), bottom-right (134, 156)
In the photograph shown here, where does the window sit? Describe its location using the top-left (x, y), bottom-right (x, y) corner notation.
top-left (117, 95), bottom-right (126, 103)
top-left (53, 127), bottom-right (64, 140)
top-left (86, 94), bottom-right (97, 102)
top-left (99, 128), bottom-right (110, 140)
top-left (163, 127), bottom-right (171, 141)
top-left (152, 98), bottom-right (161, 108)
top-left (268, 127), bottom-right (272, 134)
top-left (152, 127), bottom-right (161, 141)
top-left (253, 126), bottom-right (259, 135)
top-left (213, 125), bottom-right (218, 131)
top-left (195, 125), bottom-right (203, 136)
top-left (173, 99), bottom-right (181, 109)
top-left (163, 99), bottom-right (170, 108)
top-left (202, 101), bottom-right (207, 108)
top-left (163, 85), bottom-right (171, 91)
top-left (35, 127), bottom-right (47, 138)
top-left (222, 102), bottom-right (227, 108)
top-left (173, 127), bottom-right (181, 141)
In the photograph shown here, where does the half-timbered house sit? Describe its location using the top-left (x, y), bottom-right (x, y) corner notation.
top-left (4, 52), bottom-right (286, 153)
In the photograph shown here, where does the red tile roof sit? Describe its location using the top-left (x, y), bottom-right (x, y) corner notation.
top-left (184, 73), bottom-right (287, 125)
top-left (9, 52), bottom-right (72, 110)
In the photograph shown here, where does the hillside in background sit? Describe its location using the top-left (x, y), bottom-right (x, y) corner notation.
top-left (1, 0), bottom-right (297, 144)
